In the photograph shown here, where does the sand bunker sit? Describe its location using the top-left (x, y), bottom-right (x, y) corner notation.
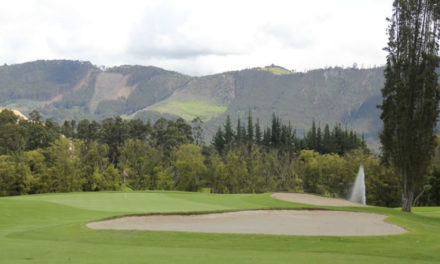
top-left (87, 210), bottom-right (406, 236)
top-left (271, 193), bottom-right (365, 207)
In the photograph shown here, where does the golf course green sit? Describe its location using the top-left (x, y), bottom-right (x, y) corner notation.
top-left (1, 191), bottom-right (439, 263)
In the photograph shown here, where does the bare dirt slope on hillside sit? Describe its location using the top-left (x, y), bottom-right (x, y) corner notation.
top-left (89, 72), bottom-right (136, 113)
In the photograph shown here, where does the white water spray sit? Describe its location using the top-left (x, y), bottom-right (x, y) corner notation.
top-left (349, 165), bottom-right (366, 205)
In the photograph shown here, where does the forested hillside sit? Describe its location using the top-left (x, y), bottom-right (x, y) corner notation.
top-left (0, 60), bottom-right (94, 101)
top-left (0, 60), bottom-right (385, 147)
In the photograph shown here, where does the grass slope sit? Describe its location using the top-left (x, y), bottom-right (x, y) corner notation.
top-left (260, 66), bottom-right (292, 75)
top-left (1, 191), bottom-right (440, 264)
top-left (148, 101), bottom-right (227, 121)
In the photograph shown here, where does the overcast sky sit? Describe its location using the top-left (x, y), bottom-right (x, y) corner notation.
top-left (0, 0), bottom-right (393, 76)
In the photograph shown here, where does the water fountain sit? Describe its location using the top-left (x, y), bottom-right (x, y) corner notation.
top-left (349, 165), bottom-right (366, 205)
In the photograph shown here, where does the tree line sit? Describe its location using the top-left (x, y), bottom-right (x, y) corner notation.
top-left (1, 108), bottom-right (439, 207)
top-left (213, 113), bottom-right (366, 156)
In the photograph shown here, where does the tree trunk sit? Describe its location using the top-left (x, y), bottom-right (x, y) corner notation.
top-left (402, 189), bottom-right (414, 212)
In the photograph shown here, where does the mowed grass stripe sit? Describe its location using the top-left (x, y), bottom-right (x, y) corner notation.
top-left (1, 191), bottom-right (440, 264)
top-left (13, 192), bottom-right (305, 213)
top-left (413, 207), bottom-right (440, 218)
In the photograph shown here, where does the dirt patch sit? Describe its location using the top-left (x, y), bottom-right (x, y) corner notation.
top-left (87, 210), bottom-right (406, 236)
top-left (271, 193), bottom-right (366, 207)
top-left (72, 69), bottom-right (94, 92)
top-left (89, 72), bottom-right (136, 113)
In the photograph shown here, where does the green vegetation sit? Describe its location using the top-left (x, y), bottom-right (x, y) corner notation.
top-left (0, 109), bottom-right (403, 207)
top-left (5, 107), bottom-right (440, 208)
top-left (213, 115), bottom-right (367, 156)
top-left (379, 0), bottom-right (440, 212)
top-left (54, 70), bottom-right (98, 111)
top-left (0, 60), bottom-right (94, 102)
top-left (1, 191), bottom-right (440, 264)
top-left (0, 109), bottom-right (60, 156)
top-left (124, 72), bottom-right (191, 114)
top-left (217, 66), bottom-right (384, 146)
top-left (260, 65), bottom-right (292, 75)
top-left (0, 59), bottom-right (386, 144)
top-left (149, 100), bottom-right (227, 121)
top-left (413, 207), bottom-right (440, 218)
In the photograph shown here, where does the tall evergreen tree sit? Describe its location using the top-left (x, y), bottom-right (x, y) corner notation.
top-left (236, 118), bottom-right (242, 143)
top-left (271, 113), bottom-right (281, 147)
top-left (224, 115), bottom-right (234, 145)
top-left (213, 126), bottom-right (225, 154)
top-left (240, 124), bottom-right (247, 144)
top-left (322, 124), bottom-right (332, 154)
top-left (379, 0), bottom-right (440, 212)
top-left (255, 119), bottom-right (262, 144)
top-left (263, 127), bottom-right (272, 147)
top-left (307, 121), bottom-right (317, 150)
top-left (247, 110), bottom-right (254, 143)
top-left (316, 126), bottom-right (322, 153)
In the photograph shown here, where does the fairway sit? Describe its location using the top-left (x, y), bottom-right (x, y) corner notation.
top-left (1, 191), bottom-right (440, 264)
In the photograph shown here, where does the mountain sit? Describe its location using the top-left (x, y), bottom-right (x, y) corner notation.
top-left (0, 60), bottom-right (385, 147)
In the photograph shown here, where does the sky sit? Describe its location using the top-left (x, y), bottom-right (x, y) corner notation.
top-left (0, 0), bottom-right (394, 76)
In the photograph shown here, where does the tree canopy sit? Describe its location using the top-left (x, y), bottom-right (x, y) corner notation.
top-left (0, 109), bottom-right (423, 207)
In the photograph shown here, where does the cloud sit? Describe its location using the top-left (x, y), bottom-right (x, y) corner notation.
top-left (127, 1), bottom-right (240, 60)
top-left (0, 0), bottom-right (394, 75)
top-left (258, 23), bottom-right (315, 50)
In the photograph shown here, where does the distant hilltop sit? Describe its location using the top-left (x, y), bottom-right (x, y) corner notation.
top-left (0, 107), bottom-right (28, 120)
top-left (0, 60), bottom-right (386, 148)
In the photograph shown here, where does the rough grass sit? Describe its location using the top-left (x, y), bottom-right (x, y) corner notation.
top-left (260, 66), bottom-right (292, 75)
top-left (149, 100), bottom-right (227, 121)
top-left (1, 191), bottom-right (440, 264)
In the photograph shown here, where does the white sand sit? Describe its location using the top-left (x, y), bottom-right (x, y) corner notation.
top-left (87, 210), bottom-right (406, 236)
top-left (271, 192), bottom-right (366, 207)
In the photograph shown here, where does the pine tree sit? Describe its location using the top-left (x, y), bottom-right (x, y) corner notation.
top-left (263, 127), bottom-right (272, 147)
top-left (236, 118), bottom-right (242, 143)
top-left (224, 116), bottom-right (234, 145)
top-left (271, 113), bottom-right (281, 148)
top-left (255, 119), bottom-right (262, 144)
top-left (247, 110), bottom-right (254, 143)
top-left (323, 124), bottom-right (332, 154)
top-left (379, 0), bottom-right (440, 212)
top-left (307, 121), bottom-right (317, 150)
top-left (316, 126), bottom-right (322, 153)
top-left (240, 125), bottom-right (247, 144)
top-left (213, 127), bottom-right (226, 154)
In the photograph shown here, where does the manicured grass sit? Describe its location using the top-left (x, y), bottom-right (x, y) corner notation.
top-left (1, 191), bottom-right (440, 263)
top-left (149, 100), bottom-right (227, 121)
top-left (413, 206), bottom-right (440, 218)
